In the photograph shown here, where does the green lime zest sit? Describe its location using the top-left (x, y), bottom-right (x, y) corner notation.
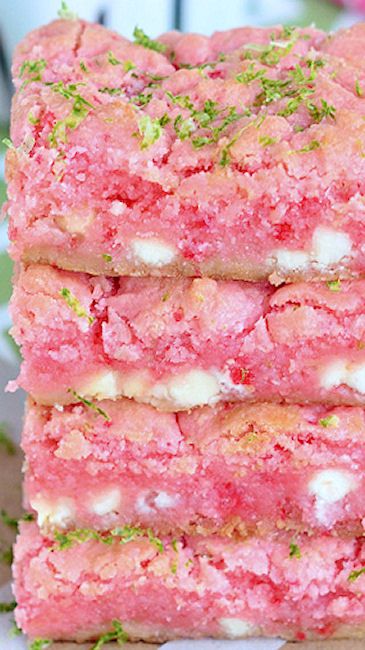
top-left (29, 640), bottom-right (52, 650)
top-left (349, 566), bottom-right (365, 582)
top-left (19, 59), bottom-right (46, 87)
top-left (60, 287), bottom-right (94, 325)
top-left (327, 279), bottom-right (341, 292)
top-left (53, 525), bottom-right (164, 553)
top-left (91, 620), bottom-right (128, 649)
top-left (46, 82), bottom-right (94, 147)
top-left (289, 542), bottom-right (301, 559)
top-left (133, 27), bottom-right (166, 53)
top-left (57, 1), bottom-right (77, 19)
top-left (67, 390), bottom-right (111, 421)
top-left (138, 114), bottom-right (170, 149)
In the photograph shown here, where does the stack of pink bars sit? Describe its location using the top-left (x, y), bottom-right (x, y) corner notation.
top-left (6, 15), bottom-right (365, 644)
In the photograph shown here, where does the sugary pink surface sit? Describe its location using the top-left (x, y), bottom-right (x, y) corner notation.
top-left (6, 19), bottom-right (365, 281)
top-left (10, 264), bottom-right (365, 409)
top-left (13, 522), bottom-right (365, 641)
top-left (23, 399), bottom-right (365, 536)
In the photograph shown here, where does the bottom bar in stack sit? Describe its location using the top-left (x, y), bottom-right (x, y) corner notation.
top-left (13, 522), bottom-right (365, 642)
top-left (13, 397), bottom-right (365, 643)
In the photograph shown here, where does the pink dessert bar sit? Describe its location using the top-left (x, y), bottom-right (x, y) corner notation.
top-left (13, 522), bottom-right (365, 642)
top-left (10, 264), bottom-right (365, 410)
top-left (6, 19), bottom-right (365, 283)
top-left (23, 399), bottom-right (365, 537)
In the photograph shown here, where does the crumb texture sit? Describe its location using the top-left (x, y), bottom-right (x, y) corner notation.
top-left (13, 523), bottom-right (365, 642)
top-left (6, 20), bottom-right (365, 282)
top-left (10, 264), bottom-right (365, 409)
top-left (22, 399), bottom-right (365, 536)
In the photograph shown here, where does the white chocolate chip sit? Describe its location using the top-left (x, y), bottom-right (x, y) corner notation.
top-left (152, 370), bottom-right (220, 409)
top-left (154, 492), bottom-right (176, 509)
top-left (320, 361), bottom-right (365, 394)
top-left (273, 249), bottom-right (309, 272)
top-left (136, 495), bottom-right (154, 515)
top-left (31, 497), bottom-right (75, 529)
top-left (168, 370), bottom-right (220, 408)
top-left (220, 618), bottom-right (256, 638)
top-left (309, 469), bottom-right (357, 525)
top-left (79, 370), bottom-right (119, 400)
top-left (271, 227), bottom-right (352, 274)
top-left (309, 469), bottom-right (356, 504)
top-left (311, 227), bottom-right (352, 267)
top-left (345, 364), bottom-right (365, 394)
top-left (91, 488), bottom-right (121, 516)
top-left (121, 369), bottom-right (220, 409)
top-left (132, 238), bottom-right (176, 266)
top-left (77, 368), bottom-right (236, 410)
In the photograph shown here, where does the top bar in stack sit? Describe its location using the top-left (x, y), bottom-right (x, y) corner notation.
top-left (5, 19), bottom-right (365, 282)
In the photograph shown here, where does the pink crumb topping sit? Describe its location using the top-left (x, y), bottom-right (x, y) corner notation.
top-left (5, 20), bottom-right (365, 282)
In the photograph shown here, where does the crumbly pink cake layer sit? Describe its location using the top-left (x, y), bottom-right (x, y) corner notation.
top-left (6, 19), bottom-right (365, 282)
top-left (23, 399), bottom-right (365, 536)
top-left (10, 264), bottom-right (365, 409)
top-left (13, 522), bottom-right (365, 641)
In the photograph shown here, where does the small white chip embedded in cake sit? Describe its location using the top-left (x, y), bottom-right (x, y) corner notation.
top-left (320, 361), bottom-right (365, 394)
top-left (273, 249), bottom-right (309, 271)
top-left (344, 364), bottom-right (365, 394)
top-left (57, 212), bottom-right (95, 235)
top-left (121, 370), bottom-right (218, 409)
top-left (220, 618), bottom-right (256, 637)
top-left (311, 227), bottom-right (352, 267)
top-left (271, 228), bottom-right (352, 273)
top-left (132, 238), bottom-right (176, 266)
top-left (159, 370), bottom-right (220, 409)
top-left (110, 200), bottom-right (126, 216)
top-left (31, 497), bottom-right (75, 529)
top-left (91, 488), bottom-right (121, 516)
top-left (136, 495), bottom-right (153, 515)
top-left (320, 360), bottom-right (348, 390)
top-left (80, 370), bottom-right (119, 400)
top-left (121, 372), bottom-right (148, 400)
top-left (308, 469), bottom-right (356, 504)
top-left (136, 492), bottom-right (176, 514)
